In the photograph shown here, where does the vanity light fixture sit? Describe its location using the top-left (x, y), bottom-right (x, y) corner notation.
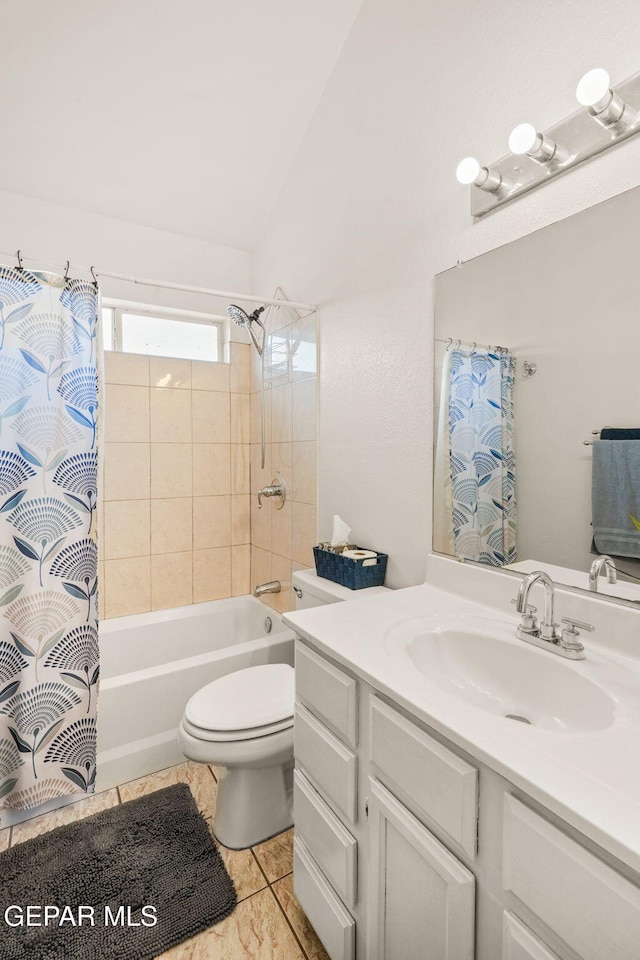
top-left (508, 123), bottom-right (565, 164)
top-left (458, 66), bottom-right (640, 218)
top-left (455, 157), bottom-right (503, 193)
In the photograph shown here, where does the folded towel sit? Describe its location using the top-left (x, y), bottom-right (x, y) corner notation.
top-left (592, 440), bottom-right (640, 558)
top-left (600, 428), bottom-right (640, 440)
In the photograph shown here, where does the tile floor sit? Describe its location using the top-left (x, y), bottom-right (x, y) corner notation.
top-left (0, 761), bottom-right (329, 960)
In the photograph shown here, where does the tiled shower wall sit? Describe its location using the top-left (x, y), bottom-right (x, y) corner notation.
top-left (250, 307), bottom-right (318, 613)
top-left (99, 345), bottom-right (251, 618)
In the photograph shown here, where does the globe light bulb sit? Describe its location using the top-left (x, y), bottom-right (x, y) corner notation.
top-left (456, 157), bottom-right (482, 185)
top-left (508, 123), bottom-right (540, 156)
top-left (576, 68), bottom-right (611, 108)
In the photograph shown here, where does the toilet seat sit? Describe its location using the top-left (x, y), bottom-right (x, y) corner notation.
top-left (183, 663), bottom-right (294, 742)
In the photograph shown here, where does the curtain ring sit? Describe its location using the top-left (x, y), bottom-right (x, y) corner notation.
top-left (63, 260), bottom-right (70, 282)
top-left (16, 250), bottom-right (23, 272)
top-left (445, 338), bottom-right (452, 351)
top-left (470, 341), bottom-right (477, 354)
top-left (456, 339), bottom-right (461, 350)
top-left (90, 265), bottom-right (98, 288)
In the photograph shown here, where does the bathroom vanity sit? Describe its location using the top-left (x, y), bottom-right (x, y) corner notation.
top-left (284, 559), bottom-right (640, 960)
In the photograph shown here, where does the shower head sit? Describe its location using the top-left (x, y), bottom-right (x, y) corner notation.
top-left (227, 303), bottom-right (266, 355)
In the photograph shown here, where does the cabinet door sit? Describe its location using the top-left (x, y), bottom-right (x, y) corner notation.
top-left (367, 778), bottom-right (475, 960)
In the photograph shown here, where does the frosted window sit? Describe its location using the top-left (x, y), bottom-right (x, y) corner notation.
top-left (121, 313), bottom-right (219, 361)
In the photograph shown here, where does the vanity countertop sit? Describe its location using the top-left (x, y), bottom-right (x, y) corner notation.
top-left (284, 578), bottom-right (640, 874)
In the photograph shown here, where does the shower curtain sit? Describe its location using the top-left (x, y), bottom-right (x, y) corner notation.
top-left (447, 347), bottom-right (516, 566)
top-left (0, 265), bottom-right (99, 813)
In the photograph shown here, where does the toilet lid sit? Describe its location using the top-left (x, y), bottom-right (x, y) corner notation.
top-left (185, 663), bottom-right (295, 732)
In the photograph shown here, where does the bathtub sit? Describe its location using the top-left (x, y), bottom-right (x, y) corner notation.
top-left (96, 596), bottom-right (295, 792)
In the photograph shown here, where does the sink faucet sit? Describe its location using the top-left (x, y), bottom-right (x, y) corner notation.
top-left (589, 555), bottom-right (617, 592)
top-left (514, 570), bottom-right (591, 660)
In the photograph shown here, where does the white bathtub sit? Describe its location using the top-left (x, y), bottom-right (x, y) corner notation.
top-left (96, 596), bottom-right (295, 791)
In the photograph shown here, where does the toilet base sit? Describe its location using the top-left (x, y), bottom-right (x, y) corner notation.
top-left (213, 760), bottom-right (294, 849)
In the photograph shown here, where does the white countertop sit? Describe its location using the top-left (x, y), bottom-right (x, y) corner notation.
top-left (284, 572), bottom-right (640, 874)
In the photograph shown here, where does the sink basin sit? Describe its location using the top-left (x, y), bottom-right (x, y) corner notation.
top-left (385, 617), bottom-right (615, 733)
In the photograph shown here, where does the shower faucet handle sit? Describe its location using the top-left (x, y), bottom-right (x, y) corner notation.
top-left (256, 473), bottom-right (286, 510)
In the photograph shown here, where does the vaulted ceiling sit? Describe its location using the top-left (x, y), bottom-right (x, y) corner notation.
top-left (0, 0), bottom-right (362, 249)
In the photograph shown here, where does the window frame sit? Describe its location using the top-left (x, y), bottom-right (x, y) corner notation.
top-left (101, 299), bottom-right (224, 362)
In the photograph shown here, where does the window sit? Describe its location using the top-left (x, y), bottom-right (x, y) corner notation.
top-left (102, 304), bottom-right (222, 362)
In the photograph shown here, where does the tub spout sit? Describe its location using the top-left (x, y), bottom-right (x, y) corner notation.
top-left (254, 580), bottom-right (281, 597)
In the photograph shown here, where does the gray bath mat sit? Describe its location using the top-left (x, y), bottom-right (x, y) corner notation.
top-left (0, 783), bottom-right (237, 959)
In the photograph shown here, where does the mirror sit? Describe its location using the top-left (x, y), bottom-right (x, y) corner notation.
top-left (433, 183), bottom-right (640, 605)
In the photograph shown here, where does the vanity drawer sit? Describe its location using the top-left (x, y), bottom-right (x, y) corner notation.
top-left (295, 641), bottom-right (358, 747)
top-left (294, 769), bottom-right (357, 909)
top-left (294, 837), bottom-right (355, 960)
top-left (503, 911), bottom-right (561, 960)
top-left (370, 696), bottom-right (478, 858)
top-left (295, 702), bottom-right (358, 824)
top-left (503, 794), bottom-right (640, 960)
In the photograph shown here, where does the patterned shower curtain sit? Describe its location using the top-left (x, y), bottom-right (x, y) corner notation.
top-left (448, 347), bottom-right (516, 566)
top-left (0, 265), bottom-right (99, 813)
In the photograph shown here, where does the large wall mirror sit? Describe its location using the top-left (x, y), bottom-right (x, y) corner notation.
top-left (433, 184), bottom-right (640, 605)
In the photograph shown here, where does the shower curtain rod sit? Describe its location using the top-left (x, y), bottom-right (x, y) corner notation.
top-left (436, 336), bottom-right (511, 353)
top-left (1, 250), bottom-right (316, 312)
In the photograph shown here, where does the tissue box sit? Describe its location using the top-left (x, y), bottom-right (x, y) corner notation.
top-left (313, 546), bottom-right (388, 590)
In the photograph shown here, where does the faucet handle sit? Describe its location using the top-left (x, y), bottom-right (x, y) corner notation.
top-left (511, 598), bottom-right (537, 632)
top-left (560, 616), bottom-right (594, 633)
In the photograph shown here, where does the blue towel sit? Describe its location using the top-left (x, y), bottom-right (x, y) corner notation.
top-left (592, 440), bottom-right (640, 558)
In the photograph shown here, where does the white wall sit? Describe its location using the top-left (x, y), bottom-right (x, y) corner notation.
top-left (0, 189), bottom-right (252, 328)
top-left (254, 0), bottom-right (640, 588)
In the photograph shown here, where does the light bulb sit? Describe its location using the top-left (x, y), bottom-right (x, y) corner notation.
top-left (456, 157), bottom-right (482, 185)
top-left (576, 68), bottom-right (611, 108)
top-left (508, 123), bottom-right (540, 155)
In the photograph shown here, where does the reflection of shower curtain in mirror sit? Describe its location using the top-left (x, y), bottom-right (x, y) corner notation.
top-left (447, 348), bottom-right (516, 565)
top-left (0, 266), bottom-right (99, 814)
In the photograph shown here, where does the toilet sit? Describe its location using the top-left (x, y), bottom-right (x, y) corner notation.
top-left (178, 569), bottom-right (389, 849)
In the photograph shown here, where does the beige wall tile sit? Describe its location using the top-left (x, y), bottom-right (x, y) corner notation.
top-left (192, 360), bottom-right (230, 392)
top-left (250, 389), bottom-right (271, 445)
top-left (103, 500), bottom-right (150, 559)
top-left (293, 377), bottom-right (317, 441)
top-left (150, 387), bottom-right (192, 442)
top-left (193, 547), bottom-right (232, 602)
top-left (231, 444), bottom-right (250, 495)
top-left (104, 443), bottom-right (150, 501)
top-left (193, 496), bottom-right (231, 549)
top-left (104, 384), bottom-right (149, 443)
top-left (192, 390), bottom-right (230, 443)
top-left (269, 554), bottom-right (293, 614)
top-left (231, 544), bottom-right (250, 596)
top-left (97, 560), bottom-right (105, 617)
top-left (229, 342), bottom-right (251, 394)
top-left (272, 442), bottom-right (293, 481)
top-left (150, 443), bottom-right (193, 499)
top-left (193, 444), bottom-right (230, 497)
top-left (151, 551), bottom-right (192, 609)
top-left (231, 494), bottom-right (250, 545)
top-left (271, 499), bottom-right (293, 560)
top-left (292, 441), bottom-right (317, 505)
top-left (104, 352), bottom-right (149, 386)
top-left (149, 357), bottom-right (191, 389)
top-left (104, 557), bottom-right (150, 618)
top-left (251, 442), bottom-right (272, 494)
top-left (151, 498), bottom-right (193, 554)
top-left (292, 502), bottom-right (317, 567)
top-left (271, 383), bottom-right (292, 443)
top-left (251, 495), bottom-right (271, 552)
top-left (231, 393), bottom-right (250, 444)
top-left (251, 546), bottom-right (272, 593)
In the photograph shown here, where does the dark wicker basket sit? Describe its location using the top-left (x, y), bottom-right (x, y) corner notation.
top-left (313, 546), bottom-right (388, 590)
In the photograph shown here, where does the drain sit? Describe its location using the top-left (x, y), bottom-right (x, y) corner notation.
top-left (264, 616), bottom-right (273, 634)
top-left (505, 713), bottom-right (532, 725)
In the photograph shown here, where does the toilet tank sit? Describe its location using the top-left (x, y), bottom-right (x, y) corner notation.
top-left (292, 569), bottom-right (389, 609)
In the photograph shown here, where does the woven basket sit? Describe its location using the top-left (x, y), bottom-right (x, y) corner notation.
top-left (313, 546), bottom-right (388, 590)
